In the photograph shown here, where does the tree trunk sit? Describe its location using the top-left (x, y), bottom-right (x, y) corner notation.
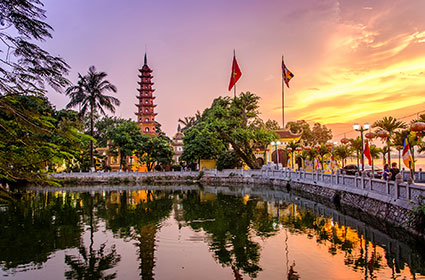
top-left (218, 130), bottom-right (260, 169)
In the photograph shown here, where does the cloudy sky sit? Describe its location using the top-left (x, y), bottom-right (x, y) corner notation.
top-left (42, 0), bottom-right (425, 139)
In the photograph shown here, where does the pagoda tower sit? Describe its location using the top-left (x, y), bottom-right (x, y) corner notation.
top-left (136, 53), bottom-right (158, 134)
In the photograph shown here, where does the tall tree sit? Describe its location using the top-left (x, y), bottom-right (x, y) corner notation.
top-left (66, 66), bottom-right (120, 170)
top-left (205, 92), bottom-right (277, 169)
top-left (372, 116), bottom-right (407, 165)
top-left (0, 0), bottom-right (71, 183)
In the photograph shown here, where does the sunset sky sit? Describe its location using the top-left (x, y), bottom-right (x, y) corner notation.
top-left (42, 0), bottom-right (425, 140)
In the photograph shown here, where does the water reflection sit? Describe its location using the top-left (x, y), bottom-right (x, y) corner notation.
top-left (0, 186), bottom-right (424, 279)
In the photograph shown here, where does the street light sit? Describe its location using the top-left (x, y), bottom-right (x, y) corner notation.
top-left (271, 141), bottom-right (281, 168)
top-left (353, 123), bottom-right (370, 171)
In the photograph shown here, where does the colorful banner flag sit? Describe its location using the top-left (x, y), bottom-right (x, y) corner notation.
top-left (364, 140), bottom-right (372, 166)
top-left (314, 157), bottom-right (320, 169)
top-left (282, 58), bottom-right (294, 88)
top-left (228, 54), bottom-right (242, 91)
top-left (402, 137), bottom-right (414, 169)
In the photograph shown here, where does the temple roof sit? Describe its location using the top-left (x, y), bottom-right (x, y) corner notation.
top-left (274, 129), bottom-right (302, 142)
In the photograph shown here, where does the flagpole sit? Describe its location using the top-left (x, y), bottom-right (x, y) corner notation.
top-left (281, 55), bottom-right (285, 129)
top-left (234, 49), bottom-right (236, 98)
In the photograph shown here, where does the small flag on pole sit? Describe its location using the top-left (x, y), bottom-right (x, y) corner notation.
top-left (402, 137), bottom-right (414, 169)
top-left (282, 58), bottom-right (294, 88)
top-left (364, 140), bottom-right (372, 166)
top-left (228, 53), bottom-right (242, 91)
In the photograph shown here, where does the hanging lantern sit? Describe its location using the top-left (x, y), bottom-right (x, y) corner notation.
top-left (377, 130), bottom-right (390, 142)
top-left (295, 147), bottom-right (302, 152)
top-left (314, 144), bottom-right (321, 151)
top-left (325, 142), bottom-right (333, 149)
top-left (341, 137), bottom-right (349, 145)
top-left (411, 121), bottom-right (425, 137)
top-left (286, 147), bottom-right (293, 152)
top-left (304, 146), bottom-right (311, 152)
top-left (365, 132), bottom-right (376, 140)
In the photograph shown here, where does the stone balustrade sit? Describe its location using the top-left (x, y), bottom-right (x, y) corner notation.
top-left (53, 166), bottom-right (425, 210)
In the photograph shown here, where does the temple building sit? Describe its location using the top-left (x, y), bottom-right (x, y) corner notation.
top-left (172, 125), bottom-right (184, 163)
top-left (136, 53), bottom-right (158, 134)
top-left (254, 129), bottom-right (302, 167)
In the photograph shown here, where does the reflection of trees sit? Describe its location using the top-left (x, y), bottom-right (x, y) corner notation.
top-left (65, 193), bottom-right (121, 279)
top-left (65, 243), bottom-right (121, 279)
top-left (0, 192), bottom-right (82, 270)
top-left (182, 192), bottom-right (278, 278)
top-left (279, 203), bottom-right (412, 279)
top-left (100, 190), bottom-right (173, 280)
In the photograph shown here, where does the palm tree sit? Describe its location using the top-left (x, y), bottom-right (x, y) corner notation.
top-left (372, 116), bottom-right (407, 165)
top-left (65, 66), bottom-right (120, 169)
top-left (334, 145), bottom-right (353, 168)
top-left (349, 137), bottom-right (362, 169)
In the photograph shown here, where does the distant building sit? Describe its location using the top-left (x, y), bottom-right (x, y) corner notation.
top-left (254, 129), bottom-right (302, 167)
top-left (172, 125), bottom-right (184, 163)
top-left (136, 53), bottom-right (158, 134)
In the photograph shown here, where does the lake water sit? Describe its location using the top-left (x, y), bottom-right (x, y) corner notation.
top-left (1, 185), bottom-right (424, 279)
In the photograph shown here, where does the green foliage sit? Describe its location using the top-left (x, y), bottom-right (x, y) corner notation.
top-left (182, 92), bottom-right (278, 169)
top-left (373, 116), bottom-right (407, 164)
top-left (0, 0), bottom-right (70, 96)
top-left (181, 121), bottom-right (227, 163)
top-left (136, 133), bottom-right (174, 171)
top-left (0, 95), bottom-right (89, 184)
top-left (66, 66), bottom-right (120, 168)
top-left (93, 116), bottom-right (127, 147)
top-left (217, 150), bottom-right (243, 170)
top-left (334, 145), bottom-right (353, 167)
top-left (286, 120), bottom-right (332, 145)
top-left (107, 120), bottom-right (146, 169)
top-left (407, 196), bottom-right (425, 232)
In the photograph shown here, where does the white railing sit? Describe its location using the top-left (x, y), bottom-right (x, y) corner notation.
top-left (53, 166), bottom-right (425, 209)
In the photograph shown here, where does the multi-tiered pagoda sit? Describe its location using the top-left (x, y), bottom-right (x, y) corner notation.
top-left (136, 54), bottom-right (158, 134)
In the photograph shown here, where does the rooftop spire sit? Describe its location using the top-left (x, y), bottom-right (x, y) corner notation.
top-left (144, 52), bottom-right (147, 65)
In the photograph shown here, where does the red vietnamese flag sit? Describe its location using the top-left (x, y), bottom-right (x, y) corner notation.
top-left (364, 140), bottom-right (372, 166)
top-left (228, 54), bottom-right (242, 91)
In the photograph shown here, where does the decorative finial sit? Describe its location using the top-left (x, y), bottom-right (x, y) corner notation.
top-left (144, 52), bottom-right (147, 65)
top-left (177, 124), bottom-right (181, 132)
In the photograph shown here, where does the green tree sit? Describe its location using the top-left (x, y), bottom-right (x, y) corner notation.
top-left (180, 119), bottom-right (227, 165)
top-left (203, 92), bottom-right (277, 169)
top-left (107, 120), bottom-right (146, 170)
top-left (349, 137), bottom-right (362, 169)
top-left (372, 116), bottom-right (407, 165)
top-left (0, 95), bottom-right (89, 184)
top-left (65, 66), bottom-right (120, 170)
top-left (136, 134), bottom-right (174, 171)
top-left (334, 145), bottom-right (353, 167)
top-left (264, 119), bottom-right (281, 130)
top-left (93, 116), bottom-right (127, 147)
top-left (286, 120), bottom-right (332, 145)
top-left (0, 0), bottom-right (69, 96)
top-left (312, 123), bottom-right (333, 144)
top-left (0, 0), bottom-right (72, 183)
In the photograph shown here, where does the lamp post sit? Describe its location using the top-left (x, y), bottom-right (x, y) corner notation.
top-left (271, 141), bottom-right (281, 168)
top-left (353, 123), bottom-right (370, 171)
